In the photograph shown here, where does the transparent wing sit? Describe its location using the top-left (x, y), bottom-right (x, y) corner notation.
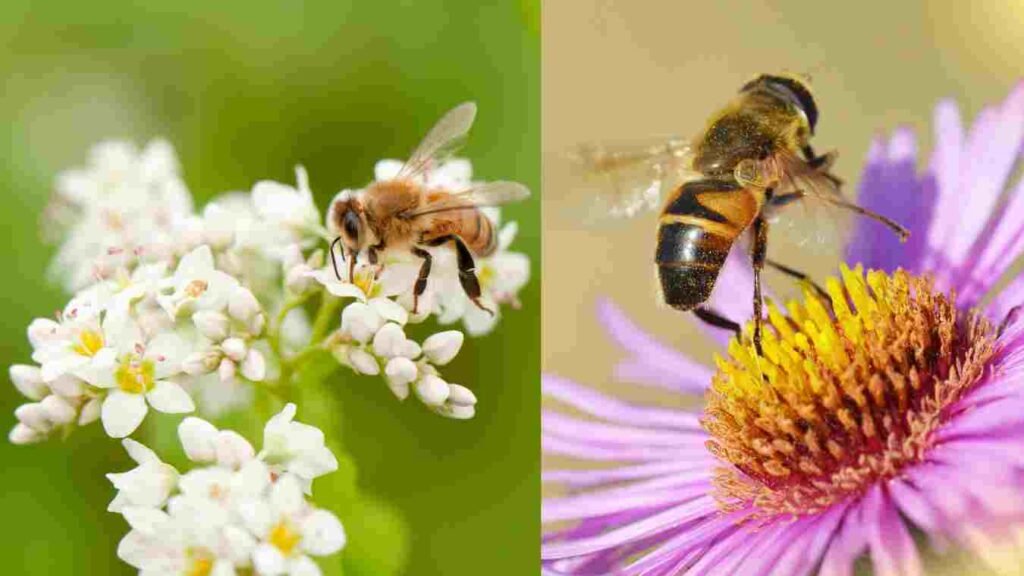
top-left (567, 138), bottom-right (697, 222)
top-left (400, 180), bottom-right (530, 219)
top-left (761, 151), bottom-right (852, 257)
top-left (396, 102), bottom-right (478, 181)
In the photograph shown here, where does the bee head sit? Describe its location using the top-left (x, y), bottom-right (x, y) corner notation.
top-left (742, 73), bottom-right (819, 133)
top-left (328, 190), bottom-right (367, 253)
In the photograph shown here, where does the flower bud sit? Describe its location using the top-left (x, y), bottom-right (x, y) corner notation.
top-left (14, 403), bottom-right (52, 432)
top-left (246, 313), bottom-right (266, 336)
top-left (348, 348), bottom-right (380, 376)
top-left (422, 331), bottom-right (464, 366)
top-left (193, 310), bottom-right (230, 341)
top-left (340, 303), bottom-right (383, 343)
top-left (40, 394), bottom-right (76, 425)
top-left (414, 375), bottom-right (450, 407)
top-left (9, 423), bottom-right (44, 444)
top-left (214, 430), bottom-right (255, 468)
top-left (372, 323), bottom-right (406, 358)
top-left (10, 365), bottom-right (47, 400)
top-left (218, 358), bottom-right (237, 384)
top-left (228, 286), bottom-right (261, 322)
top-left (222, 338), bottom-right (248, 363)
top-left (79, 398), bottom-right (102, 425)
top-left (369, 297), bottom-right (409, 325)
top-left (178, 417), bottom-right (219, 463)
top-left (443, 404), bottom-right (476, 420)
top-left (398, 339), bottom-right (422, 359)
top-left (447, 384), bottom-right (477, 407)
top-left (183, 349), bottom-right (222, 376)
top-left (48, 374), bottom-right (85, 398)
top-left (27, 318), bottom-right (61, 349)
top-left (384, 357), bottom-right (418, 388)
top-left (286, 263), bottom-right (314, 294)
top-left (241, 349), bottom-right (267, 382)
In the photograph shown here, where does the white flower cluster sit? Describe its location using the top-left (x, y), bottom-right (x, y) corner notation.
top-left (8, 137), bottom-right (530, 571)
top-left (112, 404), bottom-right (345, 575)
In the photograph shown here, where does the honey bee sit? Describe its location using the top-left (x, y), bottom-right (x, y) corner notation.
top-left (327, 102), bottom-right (530, 314)
top-left (576, 73), bottom-right (908, 353)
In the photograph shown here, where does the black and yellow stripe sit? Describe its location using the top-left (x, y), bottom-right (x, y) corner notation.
top-left (655, 178), bottom-right (762, 310)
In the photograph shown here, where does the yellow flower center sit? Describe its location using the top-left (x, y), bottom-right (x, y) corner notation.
top-left (269, 520), bottom-right (301, 556)
top-left (73, 330), bottom-right (105, 357)
top-left (478, 264), bottom-right (495, 288)
top-left (353, 267), bottom-right (378, 298)
top-left (185, 548), bottom-right (214, 576)
top-left (703, 265), bottom-right (997, 516)
top-left (115, 357), bottom-right (155, 394)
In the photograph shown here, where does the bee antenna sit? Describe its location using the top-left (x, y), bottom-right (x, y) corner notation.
top-left (329, 237), bottom-right (345, 281)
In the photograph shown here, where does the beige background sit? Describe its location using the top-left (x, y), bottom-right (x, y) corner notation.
top-left (543, 2), bottom-right (1023, 572)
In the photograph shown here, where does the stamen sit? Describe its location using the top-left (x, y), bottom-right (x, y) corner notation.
top-left (702, 265), bottom-right (997, 516)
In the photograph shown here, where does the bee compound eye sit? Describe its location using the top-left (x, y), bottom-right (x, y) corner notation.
top-left (343, 210), bottom-right (361, 242)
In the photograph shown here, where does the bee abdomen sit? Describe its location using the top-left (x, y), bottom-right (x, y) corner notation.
top-left (656, 179), bottom-right (757, 311)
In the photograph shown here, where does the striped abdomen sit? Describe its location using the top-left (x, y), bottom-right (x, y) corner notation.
top-left (421, 202), bottom-right (497, 257)
top-left (656, 179), bottom-right (762, 310)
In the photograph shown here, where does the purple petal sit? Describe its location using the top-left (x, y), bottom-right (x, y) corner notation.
top-left (541, 496), bottom-right (717, 559)
top-left (542, 434), bottom-right (710, 462)
top-left (864, 485), bottom-right (923, 576)
top-left (543, 460), bottom-right (715, 487)
top-left (542, 411), bottom-right (706, 447)
top-left (542, 375), bottom-right (704, 430)
top-left (847, 130), bottom-right (933, 273)
top-left (597, 298), bottom-right (713, 392)
top-left (819, 498), bottom-right (868, 576)
top-left (620, 508), bottom-right (750, 573)
top-left (950, 83), bottom-right (1024, 288)
top-left (767, 504), bottom-right (849, 576)
top-left (543, 474), bottom-right (711, 523)
top-left (923, 98), bottom-right (964, 273)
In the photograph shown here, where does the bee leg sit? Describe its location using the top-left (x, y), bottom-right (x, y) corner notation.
top-left (348, 250), bottom-right (357, 283)
top-left (765, 259), bottom-right (829, 301)
top-left (751, 214), bottom-right (768, 356)
top-left (411, 247), bottom-right (432, 315)
top-left (426, 234), bottom-right (494, 316)
top-left (329, 237), bottom-right (345, 281)
top-left (368, 242), bottom-right (386, 279)
top-left (692, 307), bottom-right (741, 341)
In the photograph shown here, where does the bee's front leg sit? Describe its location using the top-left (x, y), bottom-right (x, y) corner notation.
top-left (368, 242), bottom-right (386, 279)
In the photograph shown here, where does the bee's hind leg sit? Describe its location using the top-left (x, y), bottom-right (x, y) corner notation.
top-left (411, 247), bottom-right (432, 314)
top-left (425, 234), bottom-right (494, 317)
top-left (751, 215), bottom-right (769, 356)
top-left (766, 258), bottom-right (829, 301)
top-left (692, 307), bottom-right (742, 341)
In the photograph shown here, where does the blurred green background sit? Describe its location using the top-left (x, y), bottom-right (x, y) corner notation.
top-left (0, 1), bottom-right (539, 574)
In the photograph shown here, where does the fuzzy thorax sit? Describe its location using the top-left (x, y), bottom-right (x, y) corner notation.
top-left (703, 265), bottom-right (997, 516)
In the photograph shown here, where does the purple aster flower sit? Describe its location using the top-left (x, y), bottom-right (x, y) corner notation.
top-left (542, 83), bottom-right (1024, 575)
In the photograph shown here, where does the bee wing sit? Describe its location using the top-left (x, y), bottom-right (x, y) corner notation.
top-left (566, 138), bottom-right (697, 223)
top-left (400, 181), bottom-right (530, 219)
top-left (762, 150), bottom-right (851, 256)
top-left (396, 102), bottom-right (478, 181)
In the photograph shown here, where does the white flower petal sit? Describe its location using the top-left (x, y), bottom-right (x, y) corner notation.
top-left (146, 380), bottom-right (195, 414)
top-left (178, 417), bottom-right (219, 462)
top-left (121, 506), bottom-right (169, 536)
top-left (102, 392), bottom-right (148, 438)
top-left (253, 543), bottom-right (288, 576)
top-left (414, 375), bottom-right (450, 407)
top-left (214, 430), bottom-right (256, 468)
top-left (369, 297), bottom-right (408, 325)
top-left (9, 365), bottom-right (47, 400)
